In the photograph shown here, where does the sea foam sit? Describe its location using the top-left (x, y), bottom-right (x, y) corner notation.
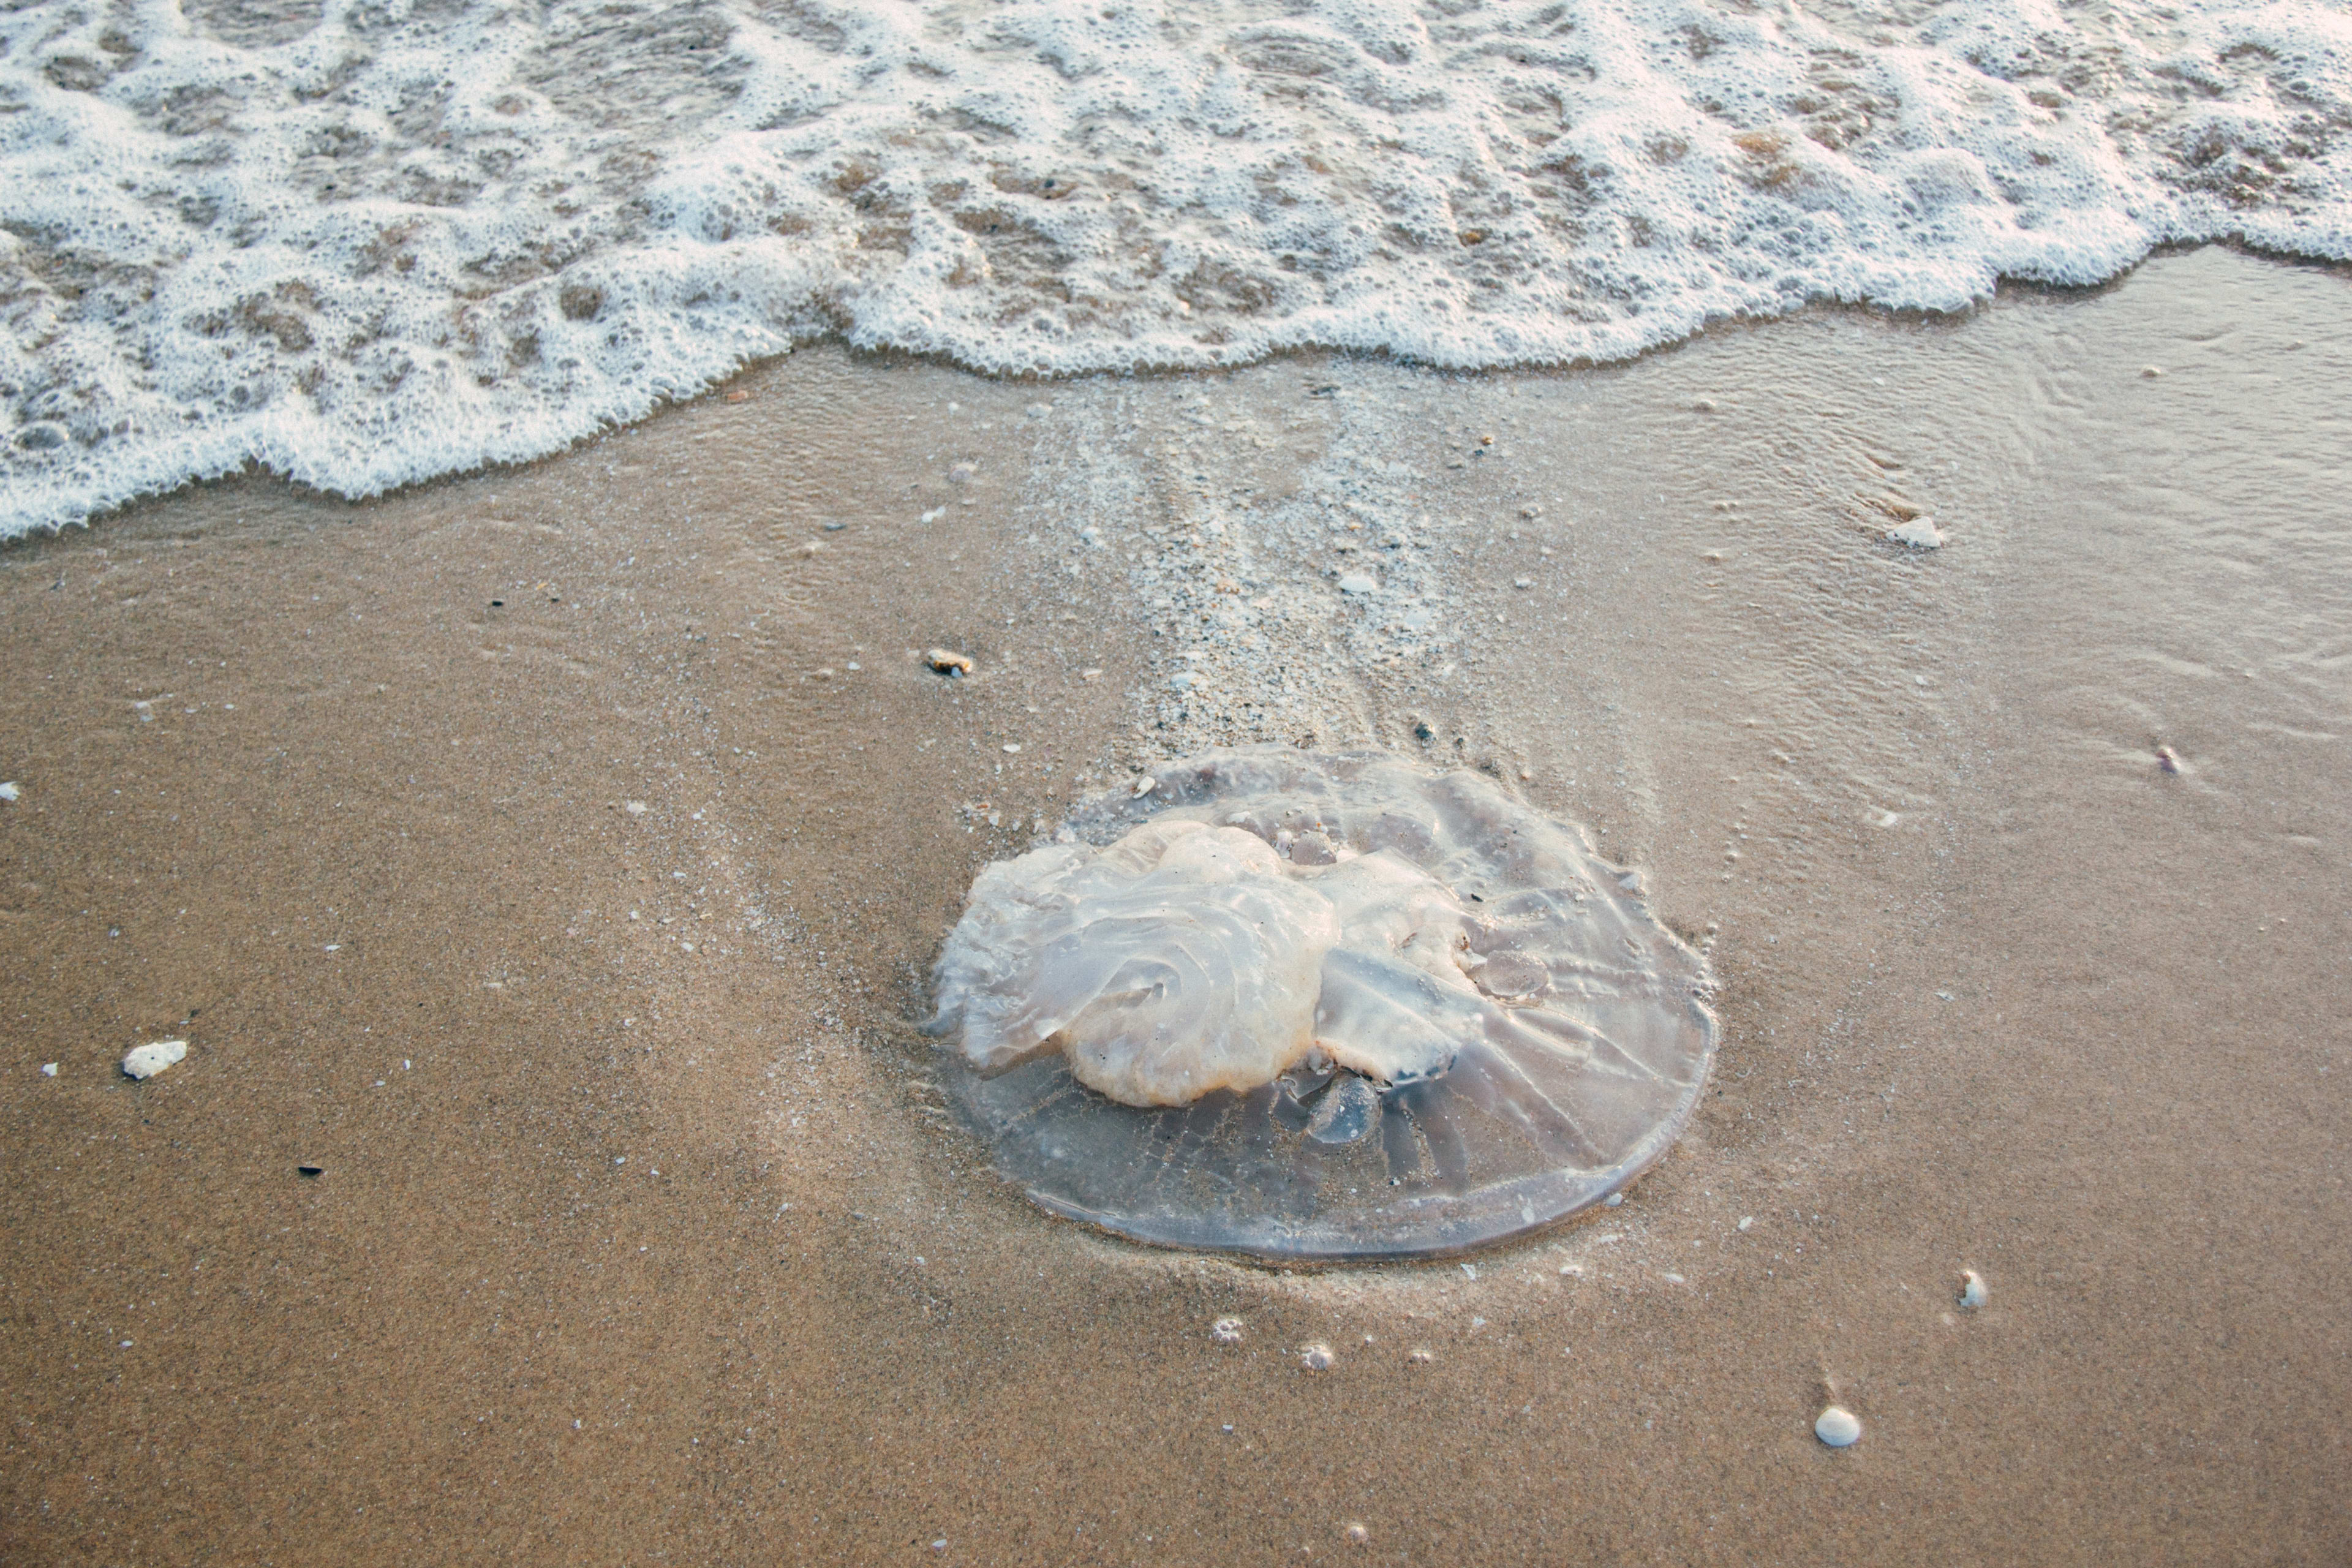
top-left (4, 0), bottom-right (2348, 533)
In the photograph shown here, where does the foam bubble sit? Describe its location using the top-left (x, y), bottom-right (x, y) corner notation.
top-left (6, 0), bottom-right (2349, 533)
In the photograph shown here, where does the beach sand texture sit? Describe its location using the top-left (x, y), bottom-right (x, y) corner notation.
top-left (2, 247), bottom-right (2346, 1562)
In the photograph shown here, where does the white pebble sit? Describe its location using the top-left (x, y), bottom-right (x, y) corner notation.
top-left (121, 1040), bottom-right (187, 1080)
top-left (1958, 1270), bottom-right (1988, 1309)
top-left (0, 781), bottom-right (18, 801)
top-left (1300, 1343), bottom-right (1334, 1371)
top-left (1336, 572), bottom-right (1377, 595)
top-left (1814, 1405), bottom-right (1862, 1447)
top-left (1131, 776), bottom-right (1156, 797)
top-left (1737, 1216), bottom-right (1754, 1231)
top-left (1210, 1317), bottom-right (1243, 1343)
top-left (1604, 1192), bottom-right (1624, 1207)
top-left (40, 1061), bottom-right (57, 1077)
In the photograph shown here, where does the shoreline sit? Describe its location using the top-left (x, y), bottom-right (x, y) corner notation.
top-left (11, 239), bottom-right (2347, 550)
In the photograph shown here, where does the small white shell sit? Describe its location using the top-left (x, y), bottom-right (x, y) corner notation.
top-left (1814, 1405), bottom-right (1862, 1447)
top-left (1958, 1270), bottom-right (1988, 1309)
top-left (121, 1040), bottom-right (187, 1080)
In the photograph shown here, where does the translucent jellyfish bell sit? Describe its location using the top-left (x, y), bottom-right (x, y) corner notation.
top-left (928, 749), bottom-right (1717, 1261)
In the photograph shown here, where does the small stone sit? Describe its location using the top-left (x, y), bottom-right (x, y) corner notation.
top-left (1958, 1270), bottom-right (1988, 1309)
top-left (1604, 1193), bottom-right (1624, 1207)
top-left (1814, 1405), bottom-right (1862, 1447)
top-left (1210, 1316), bottom-right (1244, 1343)
top-left (926, 649), bottom-right (974, 677)
top-left (1132, 776), bottom-right (1156, 798)
top-left (1408, 1348), bottom-right (1433, 1364)
top-left (40, 1062), bottom-right (57, 1077)
top-left (298, 1164), bottom-right (325, 1177)
top-left (1344, 1522), bottom-right (1369, 1544)
top-left (2141, 365), bottom-right (2164, 379)
top-left (725, 389), bottom-right (750, 403)
top-left (948, 461), bottom-right (977, 484)
top-left (1512, 576), bottom-right (1533, 589)
top-left (1001, 743), bottom-right (1020, 754)
top-left (2155, 745), bottom-right (2182, 775)
top-left (1887, 517), bottom-right (1945, 549)
top-left (1692, 398), bottom-right (1717, 413)
top-left (1079, 667), bottom-right (1104, 681)
top-left (121, 1039), bottom-right (187, 1080)
top-left (625, 801), bottom-right (648, 815)
top-left (0, 782), bottom-right (18, 802)
top-left (1337, 572), bottom-right (1377, 595)
top-left (1300, 1343), bottom-right (1335, 1371)
top-left (1738, 1215), bottom-right (1753, 1231)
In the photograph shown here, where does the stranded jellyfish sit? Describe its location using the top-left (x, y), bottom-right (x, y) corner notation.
top-left (927, 749), bottom-right (1716, 1260)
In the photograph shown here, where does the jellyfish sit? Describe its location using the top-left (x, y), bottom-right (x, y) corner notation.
top-left (927, 748), bottom-right (1717, 1261)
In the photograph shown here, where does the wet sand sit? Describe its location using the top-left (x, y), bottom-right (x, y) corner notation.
top-left (2, 245), bottom-right (2346, 1563)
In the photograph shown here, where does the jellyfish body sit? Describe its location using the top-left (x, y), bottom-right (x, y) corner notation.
top-left (929, 748), bottom-right (1718, 1261)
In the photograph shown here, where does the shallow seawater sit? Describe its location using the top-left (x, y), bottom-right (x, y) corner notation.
top-left (6, 0), bottom-right (2351, 532)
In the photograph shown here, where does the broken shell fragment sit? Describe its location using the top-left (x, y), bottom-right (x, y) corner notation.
top-left (121, 1040), bottom-right (188, 1080)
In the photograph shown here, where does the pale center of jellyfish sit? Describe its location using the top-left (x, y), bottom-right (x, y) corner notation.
top-left (938, 818), bottom-right (1496, 1107)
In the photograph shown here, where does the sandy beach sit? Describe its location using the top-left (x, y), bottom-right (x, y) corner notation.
top-left (2, 244), bottom-right (2346, 1563)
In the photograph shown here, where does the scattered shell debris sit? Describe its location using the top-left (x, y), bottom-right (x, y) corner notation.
top-left (926, 649), bottom-right (974, 677)
top-left (121, 1040), bottom-right (188, 1080)
top-left (1959, 1270), bottom-right (1988, 1309)
top-left (1814, 1406), bottom-right (1863, 1447)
